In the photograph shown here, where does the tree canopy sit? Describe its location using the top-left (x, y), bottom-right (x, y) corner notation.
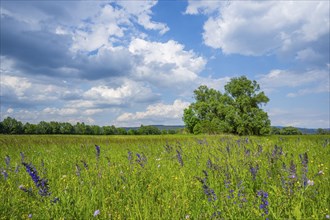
top-left (183, 76), bottom-right (271, 135)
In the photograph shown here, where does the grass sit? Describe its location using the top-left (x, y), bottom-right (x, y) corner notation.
top-left (0, 134), bottom-right (329, 219)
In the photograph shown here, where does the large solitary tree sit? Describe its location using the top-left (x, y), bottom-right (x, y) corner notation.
top-left (183, 76), bottom-right (271, 135)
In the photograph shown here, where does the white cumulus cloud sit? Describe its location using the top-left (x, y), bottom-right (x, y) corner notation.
top-left (129, 38), bottom-right (206, 88)
top-left (115, 99), bottom-right (190, 126)
top-left (187, 1), bottom-right (329, 57)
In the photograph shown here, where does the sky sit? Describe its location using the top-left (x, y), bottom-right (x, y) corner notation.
top-left (0, 0), bottom-right (329, 128)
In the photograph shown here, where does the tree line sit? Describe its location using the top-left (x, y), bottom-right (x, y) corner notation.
top-left (0, 117), bottom-right (179, 135)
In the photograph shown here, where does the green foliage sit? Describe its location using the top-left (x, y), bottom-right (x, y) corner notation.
top-left (183, 76), bottom-right (271, 135)
top-left (0, 117), bottom-right (24, 134)
top-left (316, 128), bottom-right (330, 135)
top-left (280, 126), bottom-right (303, 135)
top-left (137, 125), bottom-right (161, 135)
top-left (0, 135), bottom-right (329, 219)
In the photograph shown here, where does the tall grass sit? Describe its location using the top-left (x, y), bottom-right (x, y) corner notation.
top-left (0, 135), bottom-right (329, 219)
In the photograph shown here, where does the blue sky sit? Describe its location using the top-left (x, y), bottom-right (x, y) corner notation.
top-left (1, 0), bottom-right (329, 128)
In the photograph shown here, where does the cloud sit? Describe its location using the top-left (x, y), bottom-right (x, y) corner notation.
top-left (117, 1), bottom-right (169, 34)
top-left (187, 1), bottom-right (329, 61)
top-left (129, 38), bottom-right (206, 88)
top-left (82, 79), bottom-right (158, 107)
top-left (115, 99), bottom-right (190, 126)
top-left (1, 75), bottom-right (31, 97)
top-left (258, 69), bottom-right (329, 96)
top-left (185, 0), bottom-right (222, 15)
top-left (42, 107), bottom-right (78, 116)
top-left (267, 108), bottom-right (329, 128)
top-left (0, 1), bottom-right (169, 81)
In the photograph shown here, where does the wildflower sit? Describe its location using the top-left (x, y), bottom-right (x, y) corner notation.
top-left (211, 211), bottom-right (221, 219)
top-left (326, 214), bottom-right (329, 219)
top-left (257, 190), bottom-right (269, 216)
top-left (22, 162), bottom-right (51, 196)
top-left (81, 160), bottom-right (88, 170)
top-left (15, 165), bottom-right (20, 173)
top-left (93, 209), bottom-right (100, 217)
top-left (307, 180), bottom-right (314, 186)
top-left (51, 197), bottom-right (60, 204)
top-left (28, 214), bottom-right (32, 218)
top-left (5, 155), bottom-right (10, 167)
top-left (203, 185), bottom-right (217, 202)
top-left (95, 145), bottom-right (100, 160)
top-left (196, 172), bottom-right (217, 202)
top-left (299, 152), bottom-right (308, 187)
top-left (176, 150), bottom-right (184, 167)
top-left (250, 164), bottom-right (259, 180)
top-left (206, 158), bottom-right (213, 169)
top-left (19, 184), bottom-right (29, 192)
top-left (136, 153), bottom-right (147, 168)
top-left (128, 151), bottom-right (133, 164)
top-left (202, 170), bottom-right (208, 179)
top-left (257, 145), bottom-right (263, 154)
top-left (2, 170), bottom-right (8, 180)
top-left (244, 148), bottom-right (251, 156)
top-left (289, 160), bottom-right (297, 179)
top-left (318, 170), bottom-right (324, 175)
top-left (20, 152), bottom-right (25, 163)
top-left (164, 143), bottom-right (173, 153)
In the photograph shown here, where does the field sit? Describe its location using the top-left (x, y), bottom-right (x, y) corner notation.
top-left (0, 135), bottom-right (329, 219)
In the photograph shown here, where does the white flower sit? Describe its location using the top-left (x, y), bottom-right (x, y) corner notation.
top-left (307, 180), bottom-right (314, 186)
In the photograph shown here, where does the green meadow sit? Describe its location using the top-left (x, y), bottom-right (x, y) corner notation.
top-left (0, 135), bottom-right (329, 219)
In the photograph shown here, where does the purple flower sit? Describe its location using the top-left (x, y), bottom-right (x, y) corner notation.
top-left (128, 151), bottom-right (133, 164)
top-left (20, 152), bottom-right (25, 163)
top-left (203, 185), bottom-right (217, 202)
top-left (93, 209), bottom-right (100, 217)
top-left (22, 162), bottom-right (50, 196)
top-left (51, 197), bottom-right (60, 204)
top-left (2, 170), bottom-right (8, 180)
top-left (299, 152), bottom-right (308, 187)
top-left (176, 150), bottom-right (184, 167)
top-left (136, 153), bottom-right (147, 168)
top-left (5, 155), bottom-right (10, 167)
top-left (257, 190), bottom-right (269, 217)
top-left (95, 145), bottom-right (100, 160)
top-left (197, 172), bottom-right (217, 202)
top-left (250, 164), bottom-right (259, 180)
top-left (81, 160), bottom-right (88, 170)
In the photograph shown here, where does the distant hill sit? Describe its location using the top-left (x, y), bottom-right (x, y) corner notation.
top-left (274, 126), bottom-right (330, 134)
top-left (121, 125), bottom-right (185, 131)
top-left (122, 125), bottom-right (329, 134)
